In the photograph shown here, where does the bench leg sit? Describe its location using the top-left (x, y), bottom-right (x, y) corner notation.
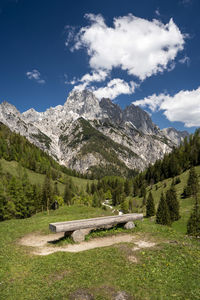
top-left (71, 228), bottom-right (91, 243)
top-left (64, 231), bottom-right (73, 237)
top-left (124, 221), bottom-right (135, 229)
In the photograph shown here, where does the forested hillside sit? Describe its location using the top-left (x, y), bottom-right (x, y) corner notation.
top-left (0, 122), bottom-right (84, 178)
top-left (0, 123), bottom-right (92, 220)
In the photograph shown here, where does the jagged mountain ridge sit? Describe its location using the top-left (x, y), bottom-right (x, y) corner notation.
top-left (0, 90), bottom-right (189, 176)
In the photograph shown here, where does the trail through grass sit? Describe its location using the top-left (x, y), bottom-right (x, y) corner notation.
top-left (0, 203), bottom-right (200, 299)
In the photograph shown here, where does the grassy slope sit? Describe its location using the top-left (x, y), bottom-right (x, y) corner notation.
top-left (132, 166), bottom-right (200, 234)
top-left (0, 158), bottom-right (91, 195)
top-left (0, 165), bottom-right (200, 299)
top-left (0, 175), bottom-right (200, 299)
top-left (0, 206), bottom-right (199, 300)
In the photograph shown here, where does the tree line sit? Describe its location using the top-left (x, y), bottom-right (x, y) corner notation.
top-left (0, 122), bottom-right (87, 179)
top-left (145, 166), bottom-right (200, 237)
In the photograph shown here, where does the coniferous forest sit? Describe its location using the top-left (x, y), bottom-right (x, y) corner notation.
top-left (0, 122), bottom-right (200, 237)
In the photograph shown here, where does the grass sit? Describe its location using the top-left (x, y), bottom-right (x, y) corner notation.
top-left (0, 165), bottom-right (200, 299)
top-left (0, 158), bottom-right (92, 195)
top-left (132, 166), bottom-right (200, 234)
top-left (0, 201), bottom-right (199, 299)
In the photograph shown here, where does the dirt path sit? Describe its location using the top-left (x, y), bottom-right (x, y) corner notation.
top-left (19, 232), bottom-right (156, 256)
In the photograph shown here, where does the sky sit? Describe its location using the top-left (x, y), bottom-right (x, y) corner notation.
top-left (0, 0), bottom-right (200, 133)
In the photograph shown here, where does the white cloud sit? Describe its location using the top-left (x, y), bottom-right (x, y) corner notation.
top-left (71, 70), bottom-right (108, 91)
top-left (80, 70), bottom-right (108, 84)
top-left (26, 69), bottom-right (45, 84)
top-left (93, 78), bottom-right (137, 100)
top-left (71, 13), bottom-right (185, 81)
top-left (133, 87), bottom-right (200, 127)
top-left (179, 55), bottom-right (190, 66)
top-left (134, 93), bottom-right (166, 112)
top-left (155, 8), bottom-right (160, 16)
top-left (65, 25), bottom-right (76, 47)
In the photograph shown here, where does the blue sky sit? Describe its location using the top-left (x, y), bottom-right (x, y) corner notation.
top-left (0, 0), bottom-right (200, 133)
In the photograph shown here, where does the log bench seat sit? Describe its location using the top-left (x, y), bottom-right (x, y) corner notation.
top-left (49, 213), bottom-right (143, 243)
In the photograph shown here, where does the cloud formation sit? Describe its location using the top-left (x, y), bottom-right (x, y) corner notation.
top-left (26, 69), bottom-right (45, 84)
top-left (71, 70), bottom-right (108, 90)
top-left (155, 8), bottom-right (161, 16)
top-left (93, 78), bottom-right (137, 100)
top-left (71, 13), bottom-right (185, 81)
top-left (134, 87), bottom-right (200, 127)
top-left (179, 55), bottom-right (190, 66)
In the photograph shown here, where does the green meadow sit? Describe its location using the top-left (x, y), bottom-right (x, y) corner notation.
top-left (0, 166), bottom-right (200, 299)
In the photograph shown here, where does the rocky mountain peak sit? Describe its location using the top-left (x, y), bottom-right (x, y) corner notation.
top-left (161, 127), bottom-right (189, 144)
top-left (22, 108), bottom-right (42, 123)
top-left (0, 101), bottom-right (21, 115)
top-left (99, 98), bottom-right (123, 124)
top-left (0, 90), bottom-right (189, 176)
top-left (64, 89), bottom-right (102, 120)
top-left (123, 103), bottom-right (157, 134)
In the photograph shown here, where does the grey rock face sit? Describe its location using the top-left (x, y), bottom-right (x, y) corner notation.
top-left (99, 97), bottom-right (123, 124)
top-left (123, 103), bottom-right (158, 134)
top-left (161, 127), bottom-right (189, 146)
top-left (0, 90), bottom-right (188, 174)
top-left (64, 89), bottom-right (102, 120)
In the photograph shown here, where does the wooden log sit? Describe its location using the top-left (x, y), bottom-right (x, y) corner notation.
top-left (49, 213), bottom-right (143, 233)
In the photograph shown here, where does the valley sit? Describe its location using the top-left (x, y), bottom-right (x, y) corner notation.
top-left (0, 90), bottom-right (189, 177)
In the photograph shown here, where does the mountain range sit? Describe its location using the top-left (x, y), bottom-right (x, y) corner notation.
top-left (0, 90), bottom-right (189, 176)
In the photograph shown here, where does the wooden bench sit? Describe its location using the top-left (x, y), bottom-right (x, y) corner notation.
top-left (49, 213), bottom-right (143, 242)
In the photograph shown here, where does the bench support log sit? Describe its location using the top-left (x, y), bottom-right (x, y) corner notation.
top-left (66, 222), bottom-right (135, 242)
top-left (124, 221), bottom-right (135, 229)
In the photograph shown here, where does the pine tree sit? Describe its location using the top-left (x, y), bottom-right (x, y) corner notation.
top-left (92, 192), bottom-right (101, 208)
top-left (8, 177), bottom-right (27, 218)
top-left (0, 181), bottom-right (7, 221)
top-left (42, 173), bottom-right (53, 211)
top-left (90, 182), bottom-right (97, 194)
top-left (183, 167), bottom-right (199, 198)
top-left (187, 195), bottom-right (200, 237)
top-left (156, 192), bottom-right (171, 225)
top-left (64, 180), bottom-right (73, 205)
top-left (146, 191), bottom-right (155, 217)
top-left (121, 198), bottom-right (129, 213)
top-left (142, 194), bottom-right (147, 207)
top-left (124, 179), bottom-right (132, 196)
top-left (53, 181), bottom-right (60, 196)
top-left (105, 189), bottom-right (112, 200)
top-left (140, 185), bottom-right (146, 198)
top-left (86, 182), bottom-right (90, 194)
top-left (166, 186), bottom-right (180, 221)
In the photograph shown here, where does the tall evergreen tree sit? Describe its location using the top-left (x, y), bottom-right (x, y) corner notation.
top-left (140, 185), bottom-right (146, 198)
top-left (156, 192), bottom-right (171, 225)
top-left (92, 192), bottom-right (101, 208)
top-left (53, 182), bottom-right (60, 196)
top-left (183, 167), bottom-right (199, 198)
top-left (124, 179), bottom-right (132, 196)
top-left (166, 186), bottom-right (180, 221)
top-left (121, 198), bottom-right (129, 213)
top-left (42, 173), bottom-right (53, 211)
top-left (64, 179), bottom-right (73, 205)
top-left (86, 182), bottom-right (90, 194)
top-left (146, 191), bottom-right (155, 217)
top-left (142, 194), bottom-right (147, 207)
top-left (0, 181), bottom-right (7, 221)
top-left (90, 182), bottom-right (97, 194)
top-left (187, 195), bottom-right (200, 237)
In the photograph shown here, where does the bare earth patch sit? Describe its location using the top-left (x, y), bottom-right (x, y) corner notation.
top-left (18, 232), bottom-right (157, 256)
top-left (132, 240), bottom-right (156, 251)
